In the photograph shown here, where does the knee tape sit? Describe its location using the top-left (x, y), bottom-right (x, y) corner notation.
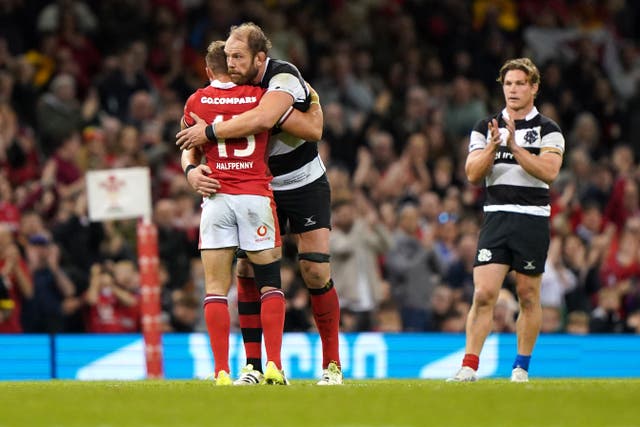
top-left (252, 260), bottom-right (281, 290)
top-left (297, 252), bottom-right (330, 263)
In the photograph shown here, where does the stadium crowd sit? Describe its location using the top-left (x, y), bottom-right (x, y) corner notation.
top-left (1, 0), bottom-right (640, 336)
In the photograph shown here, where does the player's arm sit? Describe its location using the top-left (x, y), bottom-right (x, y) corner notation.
top-left (279, 84), bottom-right (323, 141)
top-left (465, 118), bottom-right (502, 185)
top-left (504, 116), bottom-right (563, 185)
top-left (216, 90), bottom-right (292, 137)
top-left (180, 112), bottom-right (221, 197)
top-left (511, 147), bottom-right (563, 185)
top-left (175, 90), bottom-right (292, 150)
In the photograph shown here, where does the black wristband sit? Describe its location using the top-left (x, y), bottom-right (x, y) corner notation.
top-left (184, 164), bottom-right (197, 178)
top-left (205, 124), bottom-right (216, 141)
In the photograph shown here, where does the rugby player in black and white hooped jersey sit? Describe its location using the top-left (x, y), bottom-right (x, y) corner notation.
top-left (448, 58), bottom-right (564, 383)
top-left (176, 22), bottom-right (343, 386)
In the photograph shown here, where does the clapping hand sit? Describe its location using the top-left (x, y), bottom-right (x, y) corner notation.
top-left (503, 116), bottom-right (517, 152)
top-left (487, 118), bottom-right (502, 150)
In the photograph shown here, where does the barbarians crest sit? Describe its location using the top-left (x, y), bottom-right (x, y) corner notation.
top-left (523, 129), bottom-right (538, 145)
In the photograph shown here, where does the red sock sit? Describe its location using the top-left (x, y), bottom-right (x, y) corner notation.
top-left (237, 277), bottom-right (263, 371)
top-left (462, 353), bottom-right (479, 371)
top-left (204, 294), bottom-right (230, 374)
top-left (310, 281), bottom-right (341, 368)
top-left (260, 289), bottom-right (285, 369)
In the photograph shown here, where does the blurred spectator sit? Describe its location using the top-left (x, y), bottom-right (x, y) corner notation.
top-left (154, 198), bottom-right (192, 290)
top-left (374, 299), bottom-right (403, 332)
top-left (22, 234), bottom-right (81, 333)
top-left (565, 310), bottom-right (590, 334)
top-left (540, 306), bottom-right (562, 333)
top-left (425, 284), bottom-right (455, 332)
top-left (51, 189), bottom-right (103, 285)
top-left (444, 76), bottom-right (488, 141)
top-left (168, 288), bottom-right (199, 332)
top-left (378, 132), bottom-right (431, 201)
top-left (282, 260), bottom-right (312, 332)
top-left (36, 74), bottom-right (88, 156)
top-left (0, 104), bottom-right (41, 186)
top-left (625, 310), bottom-right (640, 334)
top-left (0, 224), bottom-right (33, 332)
top-left (432, 211), bottom-right (460, 271)
top-left (599, 218), bottom-right (640, 306)
top-left (540, 236), bottom-right (578, 311)
top-left (385, 202), bottom-right (443, 331)
top-left (443, 232), bottom-right (477, 303)
top-left (590, 287), bottom-right (625, 333)
top-left (37, 0), bottom-right (98, 35)
top-left (314, 42), bottom-right (375, 121)
top-left (84, 261), bottom-right (140, 333)
top-left (322, 102), bottom-right (360, 173)
top-left (330, 193), bottom-right (393, 331)
top-left (0, 174), bottom-right (20, 232)
top-left (97, 41), bottom-right (154, 121)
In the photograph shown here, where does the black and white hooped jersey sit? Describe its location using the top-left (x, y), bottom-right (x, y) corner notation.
top-left (468, 107), bottom-right (565, 217)
top-left (259, 57), bottom-right (325, 191)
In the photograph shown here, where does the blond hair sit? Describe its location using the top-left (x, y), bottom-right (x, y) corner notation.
top-left (497, 57), bottom-right (540, 86)
top-left (205, 40), bottom-right (227, 74)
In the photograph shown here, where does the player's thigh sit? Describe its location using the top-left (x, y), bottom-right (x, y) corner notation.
top-left (234, 194), bottom-right (281, 252)
top-left (296, 227), bottom-right (330, 254)
top-left (473, 263), bottom-right (510, 304)
top-left (200, 195), bottom-right (239, 249)
top-left (201, 248), bottom-right (236, 294)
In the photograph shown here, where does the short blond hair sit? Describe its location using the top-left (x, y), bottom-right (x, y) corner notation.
top-left (497, 57), bottom-right (540, 86)
top-left (205, 40), bottom-right (227, 74)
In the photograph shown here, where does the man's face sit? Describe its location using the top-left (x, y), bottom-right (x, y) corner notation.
top-left (224, 35), bottom-right (260, 85)
top-left (502, 69), bottom-right (537, 112)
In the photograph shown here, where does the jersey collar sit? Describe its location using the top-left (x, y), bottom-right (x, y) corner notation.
top-left (501, 106), bottom-right (538, 122)
top-left (210, 80), bottom-right (236, 89)
top-left (258, 57), bottom-right (271, 86)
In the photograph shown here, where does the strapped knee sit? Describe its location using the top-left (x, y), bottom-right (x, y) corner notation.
top-left (298, 252), bottom-right (330, 263)
top-left (252, 260), bottom-right (281, 291)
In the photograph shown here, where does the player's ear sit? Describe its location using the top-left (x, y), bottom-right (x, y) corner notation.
top-left (256, 52), bottom-right (267, 66)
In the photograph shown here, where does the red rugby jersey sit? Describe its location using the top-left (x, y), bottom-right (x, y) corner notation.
top-left (183, 81), bottom-right (272, 196)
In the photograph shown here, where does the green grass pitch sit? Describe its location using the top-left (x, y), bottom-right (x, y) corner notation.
top-left (2, 379), bottom-right (639, 427)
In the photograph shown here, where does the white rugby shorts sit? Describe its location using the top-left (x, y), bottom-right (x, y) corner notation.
top-left (199, 193), bottom-right (280, 251)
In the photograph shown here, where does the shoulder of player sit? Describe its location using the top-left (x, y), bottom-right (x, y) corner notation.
top-left (536, 113), bottom-right (563, 135)
top-left (265, 58), bottom-right (302, 80)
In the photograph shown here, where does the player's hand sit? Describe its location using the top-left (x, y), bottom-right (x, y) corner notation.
top-left (187, 165), bottom-right (220, 197)
top-left (487, 118), bottom-right (502, 150)
top-left (504, 116), bottom-right (517, 152)
top-left (175, 113), bottom-right (209, 150)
